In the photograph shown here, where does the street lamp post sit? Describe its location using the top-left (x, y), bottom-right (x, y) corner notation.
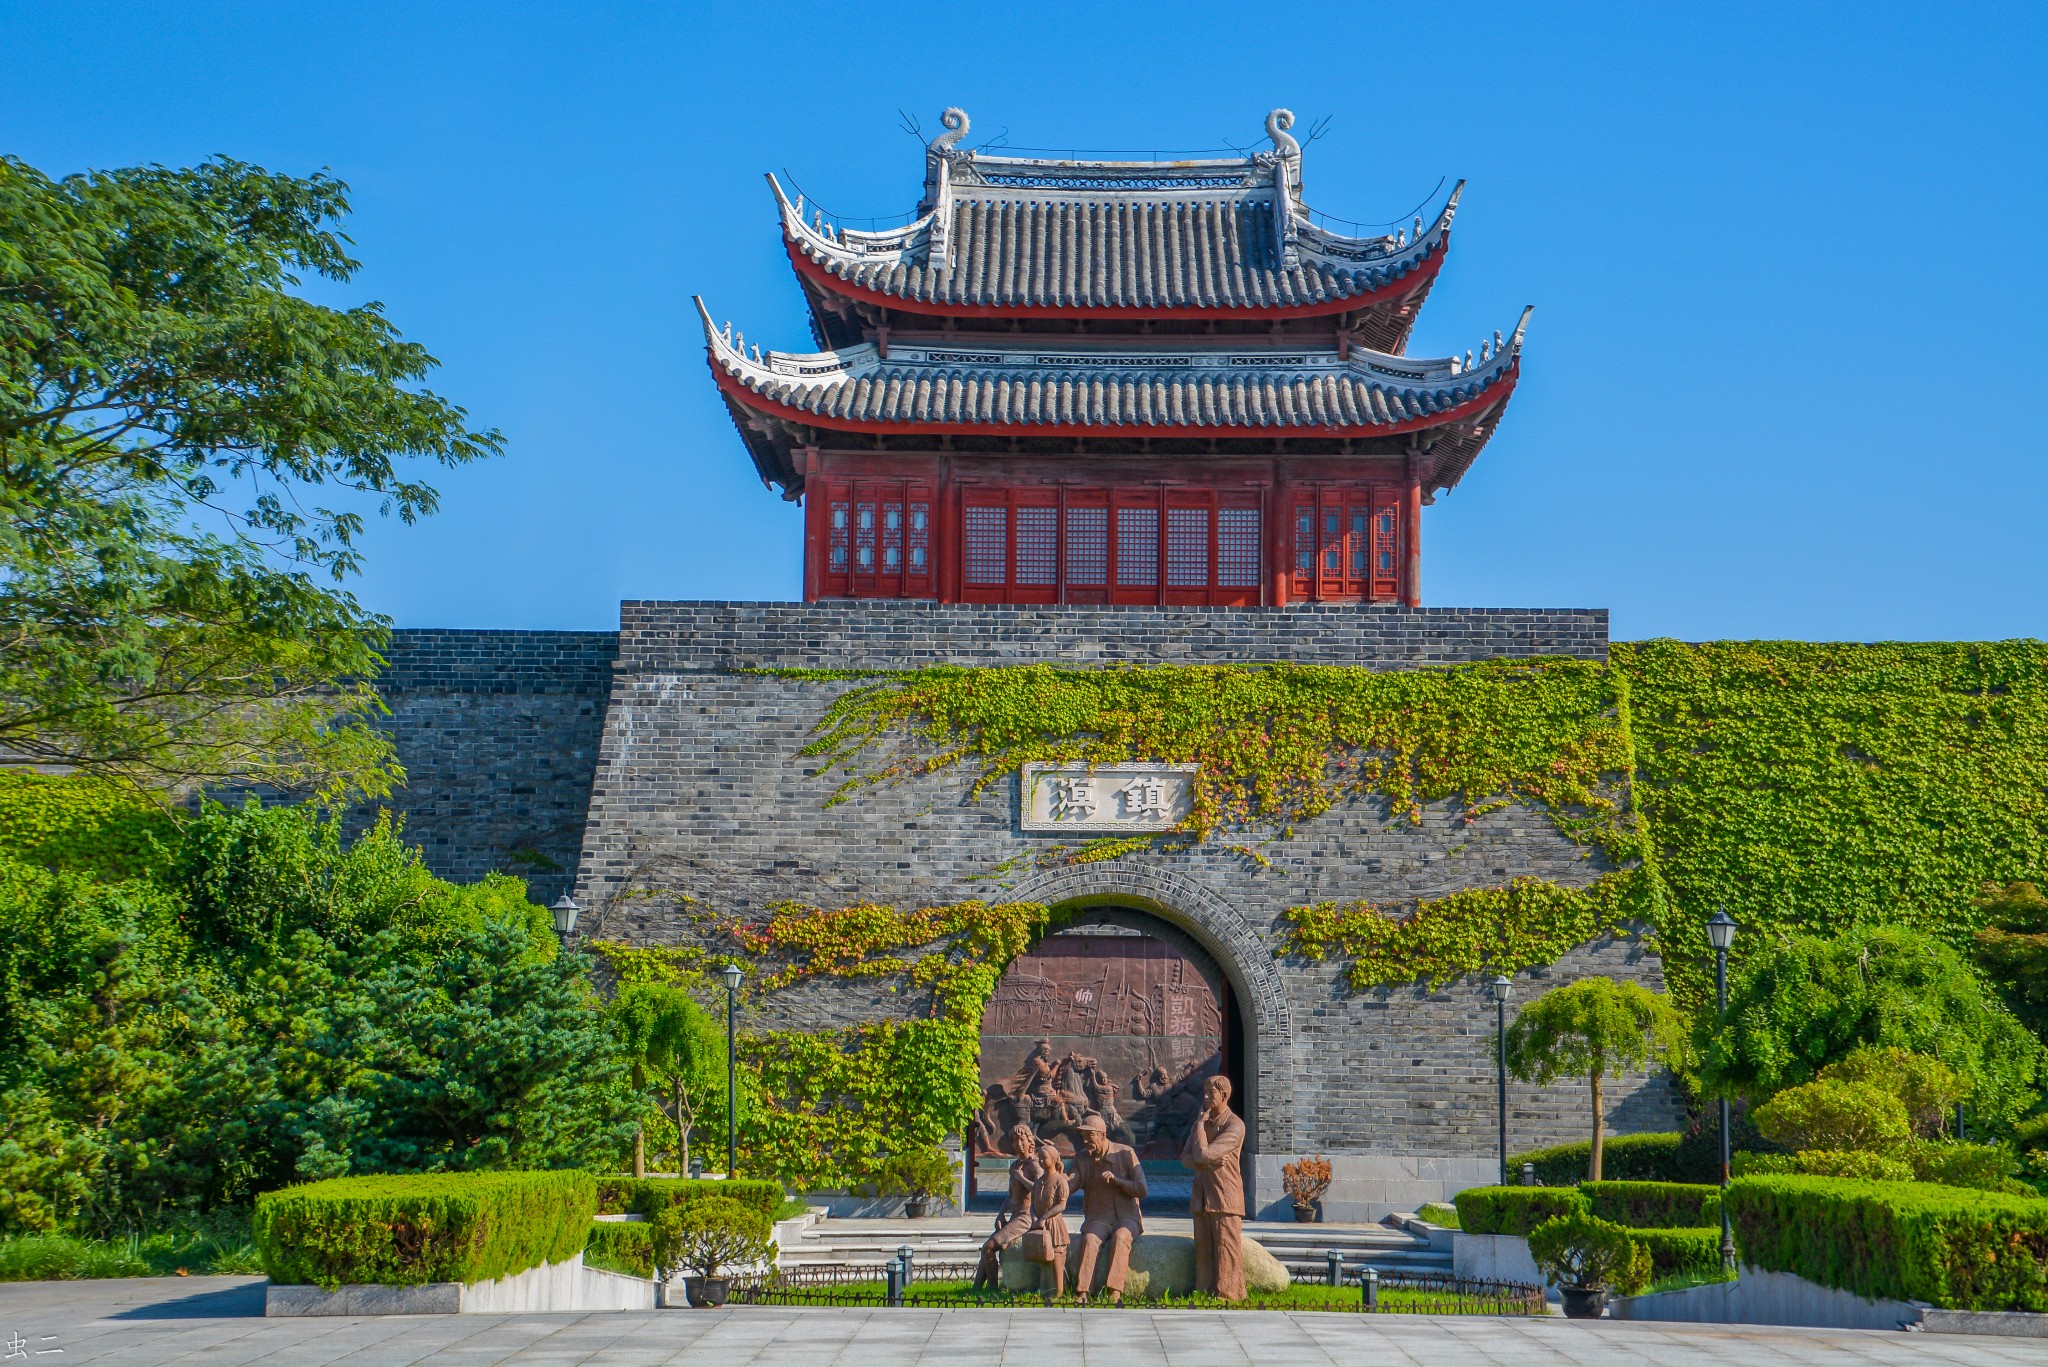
top-left (1491, 975), bottom-right (1512, 1187)
top-left (723, 962), bottom-right (743, 1178)
top-left (549, 893), bottom-right (579, 942)
top-left (1707, 910), bottom-right (1739, 1274)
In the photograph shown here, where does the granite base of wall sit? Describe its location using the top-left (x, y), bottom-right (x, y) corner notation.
top-left (1608, 1265), bottom-right (1921, 1331)
top-left (1917, 1309), bottom-right (2048, 1337)
top-left (263, 1254), bottom-right (654, 1316)
top-left (1451, 1232), bottom-right (1542, 1288)
top-left (1252, 1153), bottom-right (1500, 1223)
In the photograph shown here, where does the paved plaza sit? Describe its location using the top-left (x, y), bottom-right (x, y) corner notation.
top-left (5, 1276), bottom-right (2046, 1367)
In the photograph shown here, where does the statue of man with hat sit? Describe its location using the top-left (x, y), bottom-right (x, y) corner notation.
top-left (1070, 1111), bottom-right (1147, 1303)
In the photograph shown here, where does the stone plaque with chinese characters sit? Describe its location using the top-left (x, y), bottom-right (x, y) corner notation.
top-left (1019, 763), bottom-right (1198, 833)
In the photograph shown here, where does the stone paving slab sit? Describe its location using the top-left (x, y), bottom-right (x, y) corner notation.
top-left (3, 1276), bottom-right (2047, 1366)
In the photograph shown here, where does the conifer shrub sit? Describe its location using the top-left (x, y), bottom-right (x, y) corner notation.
top-left (1734, 1150), bottom-right (1914, 1182)
top-left (596, 1177), bottom-right (783, 1220)
top-left (1451, 1185), bottom-right (1589, 1237)
top-left (1725, 1174), bottom-right (2048, 1311)
top-left (1580, 1180), bottom-right (1722, 1229)
top-left (1510, 1133), bottom-right (1690, 1186)
top-left (584, 1220), bottom-right (653, 1277)
top-left (1526, 1212), bottom-right (1651, 1293)
top-left (1627, 1226), bottom-right (1725, 1279)
top-left (253, 1170), bottom-right (597, 1290)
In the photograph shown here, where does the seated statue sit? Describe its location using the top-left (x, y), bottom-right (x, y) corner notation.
top-left (972, 1123), bottom-right (1043, 1290)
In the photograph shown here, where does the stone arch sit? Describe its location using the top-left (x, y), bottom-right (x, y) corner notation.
top-left (1003, 863), bottom-right (1293, 1156)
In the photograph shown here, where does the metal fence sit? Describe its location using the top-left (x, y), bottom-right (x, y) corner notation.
top-left (724, 1263), bottom-right (1546, 1315)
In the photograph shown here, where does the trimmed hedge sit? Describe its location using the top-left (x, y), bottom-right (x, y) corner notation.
top-left (1726, 1174), bottom-right (2048, 1311)
top-left (1582, 1181), bottom-right (1722, 1229)
top-left (584, 1220), bottom-right (653, 1278)
top-left (1630, 1227), bottom-right (1725, 1279)
top-left (1452, 1186), bottom-right (1589, 1237)
top-left (595, 1177), bottom-right (783, 1220)
top-left (1510, 1133), bottom-right (1692, 1186)
top-left (254, 1171), bottom-right (597, 1290)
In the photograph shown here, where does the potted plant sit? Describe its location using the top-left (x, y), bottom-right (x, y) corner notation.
top-left (877, 1146), bottom-right (957, 1219)
top-left (651, 1196), bottom-right (773, 1308)
top-left (1527, 1211), bottom-right (1649, 1319)
top-left (1282, 1155), bottom-right (1332, 1223)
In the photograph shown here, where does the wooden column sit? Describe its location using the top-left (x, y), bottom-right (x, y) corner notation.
top-left (1401, 455), bottom-right (1424, 609)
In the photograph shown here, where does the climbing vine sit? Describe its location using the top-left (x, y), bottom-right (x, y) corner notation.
top-left (1281, 871), bottom-right (1650, 991)
top-left (728, 898), bottom-right (1048, 1022)
top-left (802, 658), bottom-right (1646, 860)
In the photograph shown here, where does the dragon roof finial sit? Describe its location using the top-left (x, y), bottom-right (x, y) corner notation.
top-left (930, 107), bottom-right (970, 155)
top-left (1265, 108), bottom-right (1300, 161)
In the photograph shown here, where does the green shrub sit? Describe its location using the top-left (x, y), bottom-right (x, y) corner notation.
top-left (649, 1195), bottom-right (771, 1280)
top-left (1905, 1140), bottom-right (2018, 1191)
top-left (595, 1177), bottom-right (783, 1220)
top-left (875, 1146), bottom-right (956, 1200)
top-left (1628, 1226), bottom-right (1724, 1279)
top-left (1581, 1181), bottom-right (1721, 1229)
top-left (1818, 1047), bottom-right (1968, 1139)
top-left (1510, 1133), bottom-right (1688, 1186)
top-left (1726, 1174), bottom-right (2048, 1311)
top-left (1452, 1185), bottom-right (1589, 1237)
top-left (253, 1170), bottom-right (597, 1290)
top-left (1753, 1080), bottom-right (1910, 1153)
top-left (1734, 1149), bottom-right (1916, 1182)
top-left (583, 1220), bottom-right (653, 1278)
top-left (1526, 1212), bottom-right (1651, 1293)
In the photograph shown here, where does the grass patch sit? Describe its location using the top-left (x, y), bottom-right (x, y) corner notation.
top-left (0, 1212), bottom-right (263, 1281)
top-left (1640, 1267), bottom-right (1737, 1295)
top-left (769, 1197), bottom-right (812, 1223)
top-left (751, 1278), bottom-right (1538, 1314)
top-left (1416, 1202), bottom-right (1461, 1228)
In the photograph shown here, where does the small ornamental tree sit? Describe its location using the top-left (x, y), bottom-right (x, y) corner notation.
top-left (608, 982), bottom-right (725, 1178)
top-left (1816, 1047), bottom-right (1967, 1139)
top-left (1506, 977), bottom-right (1685, 1180)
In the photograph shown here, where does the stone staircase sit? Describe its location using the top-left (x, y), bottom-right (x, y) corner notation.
top-left (1248, 1221), bottom-right (1453, 1282)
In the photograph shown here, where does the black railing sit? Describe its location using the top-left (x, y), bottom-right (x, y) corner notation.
top-left (723, 1263), bottom-right (1546, 1315)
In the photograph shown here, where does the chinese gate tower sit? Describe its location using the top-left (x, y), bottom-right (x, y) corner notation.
top-left (701, 108), bottom-right (1526, 608)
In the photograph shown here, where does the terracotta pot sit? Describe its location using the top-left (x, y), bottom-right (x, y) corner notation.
top-left (1559, 1285), bottom-right (1608, 1319)
top-left (683, 1276), bottom-right (732, 1308)
top-left (905, 1196), bottom-right (932, 1219)
top-left (1292, 1202), bottom-right (1318, 1223)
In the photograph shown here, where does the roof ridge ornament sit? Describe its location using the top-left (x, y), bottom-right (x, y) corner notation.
top-left (1266, 109), bottom-right (1302, 271)
top-left (921, 107), bottom-right (969, 272)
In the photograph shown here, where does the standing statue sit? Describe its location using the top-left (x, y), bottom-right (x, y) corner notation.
top-left (972, 1123), bottom-right (1044, 1291)
top-left (1023, 1135), bottom-right (1071, 1303)
top-left (1179, 1074), bottom-right (1247, 1301)
top-left (1070, 1113), bottom-right (1148, 1303)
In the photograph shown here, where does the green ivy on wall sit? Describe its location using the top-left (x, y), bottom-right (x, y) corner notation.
top-left (1619, 640), bottom-right (2048, 991)
top-left (1282, 871), bottom-right (1652, 991)
top-left (0, 771), bottom-right (181, 881)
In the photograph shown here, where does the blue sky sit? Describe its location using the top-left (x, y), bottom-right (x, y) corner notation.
top-left (8, 2), bottom-right (2045, 640)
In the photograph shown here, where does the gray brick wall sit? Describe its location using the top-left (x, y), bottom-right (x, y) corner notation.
top-left (367, 629), bottom-right (618, 904)
top-left (574, 601), bottom-right (1679, 1214)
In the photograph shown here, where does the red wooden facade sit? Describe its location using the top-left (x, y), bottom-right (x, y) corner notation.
top-left (704, 108), bottom-right (1524, 609)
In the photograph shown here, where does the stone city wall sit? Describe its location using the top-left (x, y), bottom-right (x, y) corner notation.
top-left (368, 629), bottom-right (619, 906)
top-left (571, 600), bottom-right (1680, 1218)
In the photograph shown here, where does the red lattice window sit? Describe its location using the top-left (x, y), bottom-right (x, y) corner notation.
top-left (1116, 505), bottom-right (1158, 588)
top-left (963, 505), bottom-right (1008, 586)
top-left (812, 478), bottom-right (936, 600)
top-left (1218, 507), bottom-right (1261, 588)
top-left (1289, 486), bottom-right (1401, 602)
top-left (1065, 504), bottom-right (1108, 587)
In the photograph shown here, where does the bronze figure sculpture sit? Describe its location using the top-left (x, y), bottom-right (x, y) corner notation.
top-left (1022, 1135), bottom-right (1071, 1302)
top-left (972, 1123), bottom-right (1044, 1290)
top-left (1180, 1074), bottom-right (1247, 1301)
top-left (1070, 1112), bottom-right (1147, 1303)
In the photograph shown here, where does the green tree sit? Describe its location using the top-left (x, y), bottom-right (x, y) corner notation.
top-left (1506, 977), bottom-right (1686, 1180)
top-left (354, 918), bottom-right (635, 1172)
top-left (1975, 881), bottom-right (2048, 1041)
top-left (0, 154), bottom-right (499, 798)
top-left (1817, 1046), bottom-right (1968, 1139)
top-left (608, 982), bottom-right (725, 1178)
top-left (1695, 925), bottom-right (2043, 1127)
